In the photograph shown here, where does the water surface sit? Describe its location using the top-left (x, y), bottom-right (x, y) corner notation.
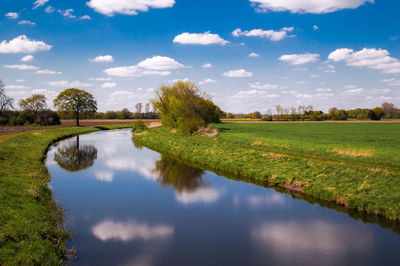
top-left (47, 129), bottom-right (400, 265)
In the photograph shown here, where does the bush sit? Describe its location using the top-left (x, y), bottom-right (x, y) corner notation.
top-left (261, 115), bottom-right (273, 121)
top-left (131, 120), bottom-right (147, 133)
top-left (16, 111), bottom-right (34, 125)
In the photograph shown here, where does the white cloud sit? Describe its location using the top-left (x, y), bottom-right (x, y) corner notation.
top-left (4, 84), bottom-right (31, 89)
top-left (231, 90), bottom-right (279, 99)
top-left (249, 52), bottom-right (260, 57)
top-left (101, 82), bottom-right (117, 88)
top-left (250, 0), bottom-right (374, 14)
top-left (18, 20), bottom-right (36, 26)
top-left (20, 55), bottom-right (34, 62)
top-left (36, 69), bottom-right (62, 75)
top-left (33, 0), bottom-right (50, 9)
top-left (92, 219), bottom-right (174, 242)
top-left (199, 78), bottom-right (216, 85)
top-left (80, 15), bottom-right (92, 20)
top-left (232, 27), bottom-right (293, 41)
top-left (202, 63), bottom-right (212, 68)
top-left (4, 64), bottom-right (39, 70)
top-left (45, 6), bottom-right (55, 13)
top-left (168, 78), bottom-right (189, 83)
top-left (223, 69), bottom-right (253, 78)
top-left (173, 31), bottom-right (229, 45)
top-left (249, 82), bottom-right (281, 90)
top-left (48, 80), bottom-right (92, 88)
top-left (87, 0), bottom-right (175, 16)
top-left (0, 35), bottom-right (52, 54)
top-left (328, 48), bottom-right (400, 74)
top-left (346, 88), bottom-right (364, 95)
top-left (5, 12), bottom-right (19, 19)
top-left (91, 55), bottom-right (114, 63)
top-left (104, 56), bottom-right (185, 78)
top-left (316, 88), bottom-right (332, 92)
top-left (59, 9), bottom-right (76, 18)
top-left (313, 25), bottom-right (319, 30)
top-left (381, 78), bottom-right (400, 87)
top-left (89, 77), bottom-right (112, 81)
top-left (279, 53), bottom-right (320, 65)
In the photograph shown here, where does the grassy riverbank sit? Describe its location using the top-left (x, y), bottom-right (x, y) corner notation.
top-left (134, 123), bottom-right (400, 221)
top-left (0, 125), bottom-right (132, 265)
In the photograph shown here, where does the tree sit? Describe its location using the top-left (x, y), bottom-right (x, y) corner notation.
top-left (54, 88), bottom-right (97, 127)
top-left (152, 81), bottom-right (221, 134)
top-left (145, 103), bottom-right (150, 117)
top-left (120, 108), bottom-right (131, 119)
top-left (135, 102), bottom-right (143, 118)
top-left (381, 102), bottom-right (397, 118)
top-left (368, 107), bottom-right (384, 120)
top-left (0, 80), bottom-right (14, 113)
top-left (19, 94), bottom-right (47, 123)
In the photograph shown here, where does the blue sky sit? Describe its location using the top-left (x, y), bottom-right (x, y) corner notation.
top-left (1, 0), bottom-right (399, 112)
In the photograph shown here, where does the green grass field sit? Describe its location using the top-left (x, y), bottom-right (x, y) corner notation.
top-left (0, 124), bottom-right (133, 265)
top-left (135, 122), bottom-right (400, 220)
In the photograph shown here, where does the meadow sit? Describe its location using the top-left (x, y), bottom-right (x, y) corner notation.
top-left (134, 122), bottom-right (400, 220)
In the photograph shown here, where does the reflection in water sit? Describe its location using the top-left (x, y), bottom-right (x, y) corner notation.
top-left (247, 193), bottom-right (286, 208)
top-left (152, 155), bottom-right (224, 204)
top-left (94, 171), bottom-right (114, 182)
top-left (252, 221), bottom-right (374, 254)
top-left (54, 136), bottom-right (98, 172)
top-left (153, 155), bottom-right (206, 192)
top-left (91, 219), bottom-right (174, 242)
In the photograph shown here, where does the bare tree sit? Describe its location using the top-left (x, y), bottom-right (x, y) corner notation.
top-left (135, 102), bottom-right (143, 118)
top-left (145, 103), bottom-right (150, 117)
top-left (381, 102), bottom-right (397, 118)
top-left (0, 80), bottom-right (14, 113)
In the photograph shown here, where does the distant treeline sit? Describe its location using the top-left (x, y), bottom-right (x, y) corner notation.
top-left (225, 102), bottom-right (399, 121)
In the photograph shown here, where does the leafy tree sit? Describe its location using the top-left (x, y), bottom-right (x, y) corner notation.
top-left (54, 88), bottom-right (97, 126)
top-left (119, 108), bottom-right (131, 119)
top-left (19, 94), bottom-right (47, 123)
top-left (0, 80), bottom-right (14, 113)
top-left (381, 102), bottom-right (397, 118)
top-left (368, 107), bottom-right (384, 120)
top-left (249, 111), bottom-right (262, 119)
top-left (152, 81), bottom-right (221, 134)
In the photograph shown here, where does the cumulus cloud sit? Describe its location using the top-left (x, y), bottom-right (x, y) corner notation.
top-left (18, 20), bottom-right (36, 26)
top-left (5, 12), bottom-right (19, 19)
top-left (232, 27), bottom-right (293, 41)
top-left (33, 0), bottom-right (50, 9)
top-left (4, 84), bottom-right (31, 89)
top-left (249, 82), bottom-right (281, 90)
top-left (48, 80), bottom-right (92, 88)
top-left (223, 69), bottom-right (253, 77)
top-left (87, 0), bottom-right (175, 16)
top-left (91, 219), bottom-right (174, 242)
top-left (59, 9), bottom-right (76, 18)
top-left (202, 63), bottom-right (212, 68)
top-left (45, 6), bottom-right (55, 13)
top-left (36, 69), bottom-right (62, 75)
top-left (313, 25), bottom-right (319, 30)
top-left (4, 64), bottom-right (39, 70)
top-left (381, 78), bottom-right (400, 87)
top-left (91, 55), bottom-right (114, 63)
top-left (279, 53), bottom-right (320, 65)
top-left (249, 52), bottom-right (260, 57)
top-left (20, 55), bottom-right (34, 62)
top-left (104, 56), bottom-right (185, 77)
top-left (249, 0), bottom-right (374, 14)
top-left (199, 78), bottom-right (216, 85)
top-left (101, 82), bottom-right (117, 88)
top-left (173, 31), bottom-right (229, 45)
top-left (80, 15), bottom-right (92, 20)
top-left (0, 35), bottom-right (52, 54)
top-left (328, 48), bottom-right (400, 74)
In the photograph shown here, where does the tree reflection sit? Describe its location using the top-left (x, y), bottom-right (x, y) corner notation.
top-left (152, 155), bottom-right (208, 192)
top-left (54, 136), bottom-right (98, 172)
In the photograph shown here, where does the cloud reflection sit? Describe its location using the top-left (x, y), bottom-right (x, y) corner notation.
top-left (94, 171), bottom-right (114, 182)
top-left (106, 158), bottom-right (157, 181)
top-left (247, 193), bottom-right (286, 208)
top-left (252, 221), bottom-right (373, 254)
top-left (92, 219), bottom-right (174, 242)
top-left (174, 187), bottom-right (223, 205)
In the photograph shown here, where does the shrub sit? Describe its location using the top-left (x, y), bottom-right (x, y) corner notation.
top-left (131, 120), bottom-right (147, 133)
top-left (16, 111), bottom-right (34, 125)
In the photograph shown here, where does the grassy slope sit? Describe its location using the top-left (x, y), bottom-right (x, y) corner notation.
top-left (0, 125), bottom-right (132, 265)
top-left (135, 123), bottom-right (400, 220)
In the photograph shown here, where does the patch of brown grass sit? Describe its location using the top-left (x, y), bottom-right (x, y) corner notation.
top-left (197, 127), bottom-right (218, 137)
top-left (331, 148), bottom-right (374, 158)
top-left (250, 140), bottom-right (290, 149)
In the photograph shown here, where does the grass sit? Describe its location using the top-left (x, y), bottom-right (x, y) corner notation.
top-left (134, 122), bottom-right (400, 221)
top-left (0, 124), bottom-right (133, 265)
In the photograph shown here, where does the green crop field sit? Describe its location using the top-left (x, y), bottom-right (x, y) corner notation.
top-left (135, 122), bottom-right (400, 221)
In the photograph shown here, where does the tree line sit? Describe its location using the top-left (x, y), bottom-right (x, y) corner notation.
top-left (225, 103), bottom-right (399, 121)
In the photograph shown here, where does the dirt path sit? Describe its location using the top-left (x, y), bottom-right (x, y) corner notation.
top-left (223, 119), bottom-right (400, 123)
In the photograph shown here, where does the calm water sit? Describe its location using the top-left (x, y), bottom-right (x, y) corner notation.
top-left (47, 129), bottom-right (400, 266)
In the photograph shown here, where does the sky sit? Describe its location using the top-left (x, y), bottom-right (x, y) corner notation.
top-left (0, 0), bottom-right (399, 113)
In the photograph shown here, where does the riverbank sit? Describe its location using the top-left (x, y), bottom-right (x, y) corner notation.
top-left (134, 123), bottom-right (400, 221)
top-left (0, 124), bottom-right (133, 265)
